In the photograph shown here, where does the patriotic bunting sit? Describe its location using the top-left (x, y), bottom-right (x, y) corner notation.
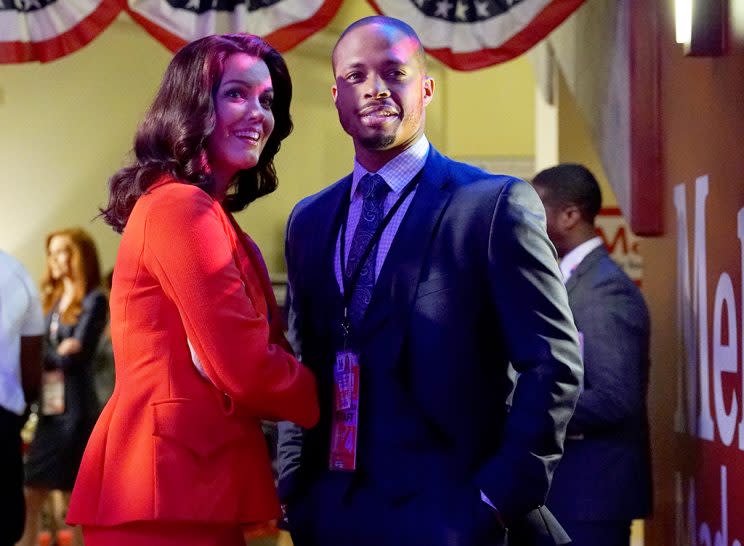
top-left (1, 0), bottom-right (586, 69)
top-left (367, 0), bottom-right (587, 70)
top-left (0, 0), bottom-right (123, 63)
top-left (125, 0), bottom-right (343, 52)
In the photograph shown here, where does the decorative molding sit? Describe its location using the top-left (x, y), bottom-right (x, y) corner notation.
top-left (453, 156), bottom-right (536, 180)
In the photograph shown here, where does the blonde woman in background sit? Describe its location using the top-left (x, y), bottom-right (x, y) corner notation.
top-left (18, 228), bottom-right (107, 546)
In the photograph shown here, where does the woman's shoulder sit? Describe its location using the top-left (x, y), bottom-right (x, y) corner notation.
top-left (146, 176), bottom-right (214, 205)
top-left (141, 178), bottom-right (219, 226)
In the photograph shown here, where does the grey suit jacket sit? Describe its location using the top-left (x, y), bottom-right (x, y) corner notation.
top-left (546, 245), bottom-right (652, 521)
top-left (278, 147), bottom-right (583, 546)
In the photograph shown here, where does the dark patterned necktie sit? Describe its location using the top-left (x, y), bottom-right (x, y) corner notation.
top-left (345, 173), bottom-right (391, 329)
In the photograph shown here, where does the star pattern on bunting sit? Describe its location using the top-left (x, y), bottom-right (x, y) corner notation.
top-left (367, 0), bottom-right (587, 70)
top-left (389, 0), bottom-right (527, 24)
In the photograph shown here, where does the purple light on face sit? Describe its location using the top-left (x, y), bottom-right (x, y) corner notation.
top-left (388, 35), bottom-right (421, 65)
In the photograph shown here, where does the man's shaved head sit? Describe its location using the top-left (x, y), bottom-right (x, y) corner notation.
top-left (332, 16), bottom-right (427, 75)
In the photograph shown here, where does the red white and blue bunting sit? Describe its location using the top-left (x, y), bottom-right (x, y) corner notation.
top-left (0, 0), bottom-right (123, 63)
top-left (367, 0), bottom-right (586, 70)
top-left (1, 0), bottom-right (584, 66)
top-left (125, 0), bottom-right (343, 52)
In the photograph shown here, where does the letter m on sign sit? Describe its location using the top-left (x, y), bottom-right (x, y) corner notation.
top-left (673, 177), bottom-right (714, 441)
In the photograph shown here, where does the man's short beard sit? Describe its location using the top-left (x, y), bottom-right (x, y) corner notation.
top-left (359, 133), bottom-right (395, 150)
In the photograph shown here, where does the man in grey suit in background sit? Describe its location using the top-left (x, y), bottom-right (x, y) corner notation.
top-left (532, 164), bottom-right (652, 546)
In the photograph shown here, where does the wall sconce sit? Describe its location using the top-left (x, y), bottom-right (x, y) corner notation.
top-left (675, 0), bottom-right (726, 55)
top-left (675, 0), bottom-right (692, 44)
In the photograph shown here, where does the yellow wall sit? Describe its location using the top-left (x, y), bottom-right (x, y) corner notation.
top-left (442, 58), bottom-right (535, 157)
top-left (0, 3), bottom-right (535, 279)
top-left (0, 15), bottom-right (171, 280)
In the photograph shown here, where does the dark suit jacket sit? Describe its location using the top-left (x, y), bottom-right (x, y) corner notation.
top-left (279, 147), bottom-right (583, 546)
top-left (43, 289), bottom-right (107, 424)
top-left (546, 245), bottom-right (652, 522)
top-left (24, 289), bottom-right (107, 491)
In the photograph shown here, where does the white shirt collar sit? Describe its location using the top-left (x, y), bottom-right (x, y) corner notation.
top-left (351, 135), bottom-right (430, 197)
top-left (560, 236), bottom-right (603, 282)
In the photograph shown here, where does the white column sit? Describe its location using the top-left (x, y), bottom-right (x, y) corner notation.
top-left (532, 42), bottom-right (559, 173)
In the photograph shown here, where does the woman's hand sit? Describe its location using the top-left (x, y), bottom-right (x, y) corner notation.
top-left (57, 338), bottom-right (82, 356)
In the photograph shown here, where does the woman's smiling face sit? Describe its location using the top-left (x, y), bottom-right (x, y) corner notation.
top-left (206, 53), bottom-right (275, 194)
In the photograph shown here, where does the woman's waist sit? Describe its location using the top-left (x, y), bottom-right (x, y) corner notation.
top-left (69, 393), bottom-right (279, 525)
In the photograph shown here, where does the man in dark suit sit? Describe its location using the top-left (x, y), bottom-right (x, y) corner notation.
top-left (278, 16), bottom-right (583, 546)
top-left (532, 164), bottom-right (652, 546)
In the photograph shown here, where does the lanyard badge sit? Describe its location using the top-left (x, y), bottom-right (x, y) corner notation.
top-left (329, 350), bottom-right (360, 471)
top-left (328, 173), bottom-right (420, 472)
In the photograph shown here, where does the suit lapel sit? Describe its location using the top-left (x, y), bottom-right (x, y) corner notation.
top-left (310, 176), bottom-right (351, 339)
top-left (224, 212), bottom-right (273, 318)
top-left (360, 149), bottom-right (453, 367)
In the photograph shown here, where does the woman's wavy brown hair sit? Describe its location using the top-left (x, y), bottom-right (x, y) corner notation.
top-left (101, 33), bottom-right (293, 233)
top-left (41, 228), bottom-right (102, 324)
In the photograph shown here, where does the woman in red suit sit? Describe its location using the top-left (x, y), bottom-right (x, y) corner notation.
top-left (66, 34), bottom-right (319, 546)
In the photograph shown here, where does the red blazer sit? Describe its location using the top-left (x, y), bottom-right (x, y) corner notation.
top-left (67, 178), bottom-right (318, 526)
